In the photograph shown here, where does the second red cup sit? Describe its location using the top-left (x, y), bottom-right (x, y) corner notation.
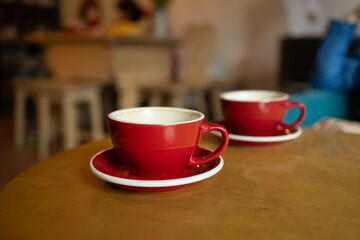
top-left (220, 90), bottom-right (306, 136)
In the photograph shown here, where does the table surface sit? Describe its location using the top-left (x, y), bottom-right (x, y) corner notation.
top-left (0, 128), bottom-right (359, 239)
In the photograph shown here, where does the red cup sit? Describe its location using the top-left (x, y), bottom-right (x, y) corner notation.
top-left (220, 90), bottom-right (306, 136)
top-left (108, 107), bottom-right (229, 179)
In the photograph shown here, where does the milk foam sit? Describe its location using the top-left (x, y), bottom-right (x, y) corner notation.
top-left (114, 109), bottom-right (201, 124)
top-left (221, 90), bottom-right (288, 102)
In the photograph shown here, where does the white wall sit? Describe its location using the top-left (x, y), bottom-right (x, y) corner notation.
top-left (168, 0), bottom-right (288, 89)
top-left (283, 0), bottom-right (360, 37)
top-left (168, 0), bottom-right (248, 80)
top-left (320, 0), bottom-right (359, 19)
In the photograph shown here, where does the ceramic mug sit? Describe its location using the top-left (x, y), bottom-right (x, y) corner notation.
top-left (108, 107), bottom-right (229, 179)
top-left (220, 90), bottom-right (306, 136)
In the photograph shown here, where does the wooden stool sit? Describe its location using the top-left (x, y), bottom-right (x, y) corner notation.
top-left (13, 78), bottom-right (104, 159)
top-left (111, 41), bottom-right (174, 109)
top-left (145, 25), bottom-right (241, 120)
top-left (144, 24), bottom-right (215, 116)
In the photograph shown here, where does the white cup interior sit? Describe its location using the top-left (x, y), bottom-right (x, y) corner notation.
top-left (220, 90), bottom-right (288, 102)
top-left (109, 107), bottom-right (204, 125)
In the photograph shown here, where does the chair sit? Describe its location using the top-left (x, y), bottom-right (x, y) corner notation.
top-left (145, 24), bottom-right (235, 119)
top-left (13, 42), bottom-right (110, 159)
top-left (111, 39), bottom-right (174, 109)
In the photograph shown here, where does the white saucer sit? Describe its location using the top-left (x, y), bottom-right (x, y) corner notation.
top-left (211, 126), bottom-right (302, 145)
top-left (90, 147), bottom-right (224, 192)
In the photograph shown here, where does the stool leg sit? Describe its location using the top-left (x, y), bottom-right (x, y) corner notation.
top-left (170, 91), bottom-right (186, 108)
top-left (117, 86), bottom-right (140, 109)
top-left (194, 90), bottom-right (208, 117)
top-left (89, 89), bottom-right (104, 140)
top-left (14, 89), bottom-right (26, 148)
top-left (148, 92), bottom-right (163, 106)
top-left (37, 93), bottom-right (51, 159)
top-left (62, 93), bottom-right (78, 150)
top-left (209, 88), bottom-right (223, 121)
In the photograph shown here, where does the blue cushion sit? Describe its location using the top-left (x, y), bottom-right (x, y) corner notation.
top-left (284, 90), bottom-right (349, 126)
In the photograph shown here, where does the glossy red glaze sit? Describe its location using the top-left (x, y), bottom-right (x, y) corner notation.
top-left (91, 147), bottom-right (222, 192)
top-left (114, 146), bottom-right (195, 179)
top-left (109, 118), bottom-right (203, 149)
top-left (108, 107), bottom-right (228, 179)
top-left (221, 91), bottom-right (306, 136)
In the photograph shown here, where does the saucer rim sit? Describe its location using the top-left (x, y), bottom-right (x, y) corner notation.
top-left (211, 126), bottom-right (302, 142)
top-left (89, 147), bottom-right (224, 188)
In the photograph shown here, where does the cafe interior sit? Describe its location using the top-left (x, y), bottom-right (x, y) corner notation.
top-left (0, 0), bottom-right (360, 238)
top-left (1, 0), bottom-right (360, 186)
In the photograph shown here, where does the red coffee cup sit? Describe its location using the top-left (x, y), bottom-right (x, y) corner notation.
top-left (220, 90), bottom-right (306, 136)
top-left (108, 107), bottom-right (229, 179)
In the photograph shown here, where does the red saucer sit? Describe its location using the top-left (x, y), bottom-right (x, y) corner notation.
top-left (90, 147), bottom-right (224, 192)
top-left (211, 122), bottom-right (302, 146)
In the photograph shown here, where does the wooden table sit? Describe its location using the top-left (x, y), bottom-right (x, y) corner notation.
top-left (0, 128), bottom-right (359, 239)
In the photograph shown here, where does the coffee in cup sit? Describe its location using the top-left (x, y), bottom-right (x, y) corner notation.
top-left (108, 107), bottom-right (229, 179)
top-left (220, 90), bottom-right (306, 136)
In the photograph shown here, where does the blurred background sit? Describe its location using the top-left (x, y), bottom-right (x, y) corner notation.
top-left (1, 0), bottom-right (360, 187)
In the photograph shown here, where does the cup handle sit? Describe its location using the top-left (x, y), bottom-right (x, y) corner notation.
top-left (188, 123), bottom-right (229, 166)
top-left (277, 101), bottom-right (307, 132)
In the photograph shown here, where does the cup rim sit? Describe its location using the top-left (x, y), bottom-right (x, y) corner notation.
top-left (219, 90), bottom-right (289, 102)
top-left (108, 107), bottom-right (205, 126)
